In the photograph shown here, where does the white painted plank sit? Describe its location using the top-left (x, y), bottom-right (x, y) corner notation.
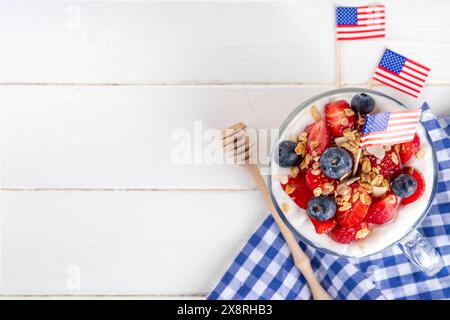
top-left (0, 85), bottom-right (330, 189)
top-left (1, 85), bottom-right (449, 189)
top-left (0, 190), bottom-right (267, 294)
top-left (1, 1), bottom-right (450, 84)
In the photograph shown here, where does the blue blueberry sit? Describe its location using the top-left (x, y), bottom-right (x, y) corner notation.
top-left (275, 140), bottom-right (301, 167)
top-left (391, 174), bottom-right (417, 198)
top-left (307, 196), bottom-right (336, 221)
top-left (319, 147), bottom-right (353, 179)
top-left (351, 93), bottom-right (375, 114)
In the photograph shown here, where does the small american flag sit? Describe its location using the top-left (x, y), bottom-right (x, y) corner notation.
top-left (336, 5), bottom-right (385, 41)
top-left (359, 109), bottom-right (422, 148)
top-left (373, 49), bottom-right (431, 98)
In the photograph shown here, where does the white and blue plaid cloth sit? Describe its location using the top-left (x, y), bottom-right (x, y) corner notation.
top-left (209, 104), bottom-right (450, 300)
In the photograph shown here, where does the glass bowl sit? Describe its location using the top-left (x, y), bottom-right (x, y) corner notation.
top-left (268, 88), bottom-right (442, 275)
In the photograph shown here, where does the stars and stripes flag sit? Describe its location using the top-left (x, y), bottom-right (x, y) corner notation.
top-left (336, 5), bottom-right (385, 41)
top-left (373, 49), bottom-right (431, 98)
top-left (359, 109), bottom-right (422, 148)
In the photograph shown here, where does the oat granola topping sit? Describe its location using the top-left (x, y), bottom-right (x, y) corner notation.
top-left (281, 202), bottom-right (289, 213)
top-left (360, 192), bottom-right (371, 205)
top-left (352, 191), bottom-right (360, 203)
top-left (391, 152), bottom-right (399, 165)
top-left (339, 202), bottom-right (352, 211)
top-left (310, 140), bottom-right (320, 149)
top-left (310, 105), bottom-right (322, 121)
top-left (298, 131), bottom-right (308, 142)
top-left (291, 166), bottom-right (300, 178)
top-left (313, 187), bottom-right (323, 197)
top-left (323, 182), bottom-right (334, 193)
top-left (285, 184), bottom-right (296, 195)
top-left (356, 227), bottom-right (370, 239)
top-left (336, 183), bottom-right (350, 195)
top-left (370, 174), bottom-right (384, 187)
top-left (343, 108), bottom-right (355, 116)
top-left (362, 158), bottom-right (371, 174)
top-left (300, 153), bottom-right (312, 170)
top-left (416, 148), bottom-right (424, 160)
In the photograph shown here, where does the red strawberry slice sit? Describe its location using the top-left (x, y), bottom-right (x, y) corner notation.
top-left (401, 167), bottom-right (425, 205)
top-left (400, 133), bottom-right (421, 165)
top-left (368, 149), bottom-right (402, 180)
top-left (330, 221), bottom-right (370, 244)
top-left (324, 100), bottom-right (356, 138)
top-left (365, 193), bottom-right (400, 225)
top-left (281, 173), bottom-right (313, 210)
top-left (336, 186), bottom-right (371, 228)
top-left (304, 120), bottom-right (330, 156)
top-left (309, 216), bottom-right (337, 234)
top-left (305, 166), bottom-right (337, 194)
top-left (330, 225), bottom-right (358, 244)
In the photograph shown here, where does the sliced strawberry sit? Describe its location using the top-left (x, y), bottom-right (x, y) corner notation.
top-left (324, 100), bottom-right (356, 138)
top-left (304, 120), bottom-right (330, 156)
top-left (365, 193), bottom-right (400, 225)
top-left (400, 133), bottom-right (421, 165)
top-left (401, 167), bottom-right (425, 205)
top-left (309, 216), bottom-right (337, 234)
top-left (281, 173), bottom-right (313, 209)
top-left (336, 186), bottom-right (371, 228)
top-left (330, 225), bottom-right (358, 244)
top-left (330, 221), bottom-right (369, 244)
top-left (368, 149), bottom-right (402, 180)
top-left (305, 166), bottom-right (337, 194)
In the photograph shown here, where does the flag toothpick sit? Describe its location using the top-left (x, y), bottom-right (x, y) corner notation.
top-left (336, 42), bottom-right (342, 88)
top-left (335, 4), bottom-right (386, 89)
top-left (336, 5), bottom-right (386, 41)
top-left (371, 49), bottom-right (431, 98)
top-left (353, 109), bottom-right (423, 177)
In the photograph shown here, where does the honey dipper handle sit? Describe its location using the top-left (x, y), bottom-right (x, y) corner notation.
top-left (245, 164), bottom-right (332, 300)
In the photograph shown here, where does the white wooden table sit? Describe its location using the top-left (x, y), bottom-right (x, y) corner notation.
top-left (1, 0), bottom-right (450, 299)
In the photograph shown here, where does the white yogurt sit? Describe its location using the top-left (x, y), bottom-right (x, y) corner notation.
top-left (271, 92), bottom-right (435, 257)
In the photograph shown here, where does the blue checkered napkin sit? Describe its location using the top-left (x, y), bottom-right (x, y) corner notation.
top-left (208, 103), bottom-right (450, 300)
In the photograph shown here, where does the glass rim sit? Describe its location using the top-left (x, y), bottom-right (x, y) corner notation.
top-left (268, 87), bottom-right (439, 258)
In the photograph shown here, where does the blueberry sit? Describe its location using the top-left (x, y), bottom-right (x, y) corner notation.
top-left (275, 140), bottom-right (301, 167)
top-left (391, 174), bottom-right (417, 198)
top-left (307, 196), bottom-right (336, 221)
top-left (351, 93), bottom-right (375, 114)
top-left (319, 147), bottom-right (353, 179)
